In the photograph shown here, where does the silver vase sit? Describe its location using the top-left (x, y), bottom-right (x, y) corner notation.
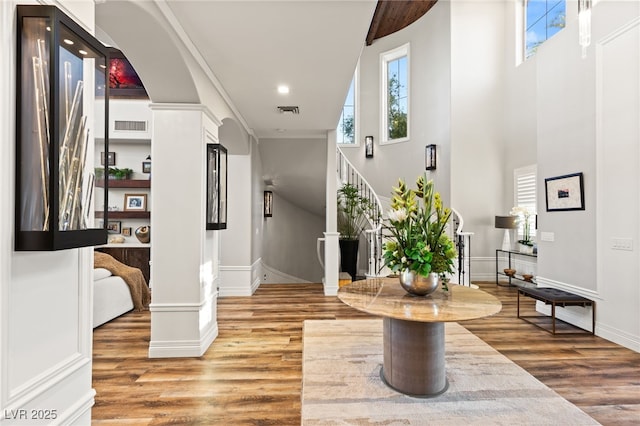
top-left (398, 270), bottom-right (439, 296)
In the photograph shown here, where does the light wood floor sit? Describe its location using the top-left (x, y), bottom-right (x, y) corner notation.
top-left (92, 282), bottom-right (640, 425)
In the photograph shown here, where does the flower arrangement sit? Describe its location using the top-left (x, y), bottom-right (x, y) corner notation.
top-left (510, 206), bottom-right (533, 246)
top-left (382, 175), bottom-right (457, 278)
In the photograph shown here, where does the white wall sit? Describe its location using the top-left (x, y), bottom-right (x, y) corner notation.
top-left (1, 2), bottom-right (97, 424)
top-left (219, 154), bottom-right (261, 296)
top-left (450, 0), bottom-right (505, 261)
top-left (250, 137), bottom-right (263, 265)
top-left (343, 1), bottom-right (452, 202)
top-left (503, 1), bottom-right (640, 350)
top-left (262, 192), bottom-right (325, 283)
top-left (148, 105), bottom-right (219, 357)
top-left (344, 1), bottom-right (504, 277)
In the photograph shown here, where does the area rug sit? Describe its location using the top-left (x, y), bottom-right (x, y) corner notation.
top-left (302, 319), bottom-right (600, 425)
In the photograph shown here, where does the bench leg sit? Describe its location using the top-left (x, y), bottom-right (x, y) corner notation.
top-left (517, 290), bottom-right (521, 318)
top-left (551, 302), bottom-right (556, 334)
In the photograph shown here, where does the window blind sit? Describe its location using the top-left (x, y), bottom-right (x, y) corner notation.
top-left (514, 165), bottom-right (537, 238)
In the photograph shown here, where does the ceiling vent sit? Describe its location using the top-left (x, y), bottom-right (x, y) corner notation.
top-left (277, 106), bottom-right (300, 115)
top-left (114, 120), bottom-right (147, 132)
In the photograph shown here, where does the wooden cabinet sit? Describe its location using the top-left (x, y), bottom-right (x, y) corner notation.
top-left (96, 246), bottom-right (151, 284)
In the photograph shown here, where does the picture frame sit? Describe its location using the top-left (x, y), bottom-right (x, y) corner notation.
top-left (122, 227), bottom-right (132, 237)
top-left (365, 136), bottom-right (374, 158)
top-left (545, 172), bottom-right (585, 211)
top-left (107, 221), bottom-right (121, 234)
top-left (142, 160), bottom-right (151, 174)
top-left (123, 193), bottom-right (147, 211)
top-left (101, 151), bottom-right (116, 166)
top-left (108, 48), bottom-right (148, 99)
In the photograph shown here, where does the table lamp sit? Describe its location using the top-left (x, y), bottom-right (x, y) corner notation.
top-left (495, 215), bottom-right (517, 251)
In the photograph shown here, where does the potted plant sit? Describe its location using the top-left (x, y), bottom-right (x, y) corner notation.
top-left (108, 167), bottom-right (133, 180)
top-left (382, 175), bottom-right (456, 295)
top-left (510, 206), bottom-right (534, 254)
top-left (337, 183), bottom-right (374, 281)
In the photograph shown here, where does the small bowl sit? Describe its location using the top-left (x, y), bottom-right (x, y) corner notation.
top-left (504, 268), bottom-right (516, 277)
top-left (522, 274), bottom-right (534, 282)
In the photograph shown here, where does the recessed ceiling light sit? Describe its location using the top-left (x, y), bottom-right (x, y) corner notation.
top-left (63, 39), bottom-right (74, 45)
top-left (277, 85), bottom-right (289, 95)
top-left (78, 49), bottom-right (87, 56)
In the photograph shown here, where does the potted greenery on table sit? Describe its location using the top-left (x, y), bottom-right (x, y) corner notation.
top-left (383, 175), bottom-right (456, 295)
top-left (337, 182), bottom-right (374, 281)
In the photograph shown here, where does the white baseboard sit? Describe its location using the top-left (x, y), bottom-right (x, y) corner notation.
top-left (148, 301), bottom-right (218, 357)
top-left (534, 276), bottom-right (640, 352)
top-left (63, 389), bottom-right (95, 426)
top-left (596, 322), bottom-right (640, 352)
top-left (322, 277), bottom-right (338, 296)
top-left (219, 265), bottom-right (255, 296)
top-left (261, 261), bottom-right (310, 284)
top-left (148, 322), bottom-right (218, 358)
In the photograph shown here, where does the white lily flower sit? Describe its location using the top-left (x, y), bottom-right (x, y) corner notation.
top-left (388, 208), bottom-right (408, 222)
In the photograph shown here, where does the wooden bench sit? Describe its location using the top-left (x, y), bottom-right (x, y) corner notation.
top-left (517, 286), bottom-right (595, 335)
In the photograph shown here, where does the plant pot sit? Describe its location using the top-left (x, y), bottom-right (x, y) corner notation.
top-left (519, 243), bottom-right (534, 255)
top-left (398, 270), bottom-right (439, 296)
top-left (339, 239), bottom-right (359, 281)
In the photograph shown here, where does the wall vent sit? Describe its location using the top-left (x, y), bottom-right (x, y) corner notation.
top-left (114, 120), bottom-right (147, 131)
top-left (277, 106), bottom-right (300, 114)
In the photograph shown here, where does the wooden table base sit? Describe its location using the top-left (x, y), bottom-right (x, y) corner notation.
top-left (381, 317), bottom-right (448, 397)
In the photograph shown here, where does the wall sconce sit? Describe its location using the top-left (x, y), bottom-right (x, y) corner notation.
top-left (425, 144), bottom-right (437, 170)
top-left (206, 143), bottom-right (227, 230)
top-left (578, 0), bottom-right (592, 58)
top-left (495, 215), bottom-right (517, 251)
top-left (365, 136), bottom-right (374, 158)
top-left (264, 191), bottom-right (273, 217)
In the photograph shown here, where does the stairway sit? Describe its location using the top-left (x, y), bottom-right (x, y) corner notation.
top-left (335, 147), bottom-right (386, 278)
top-left (326, 147), bottom-right (473, 285)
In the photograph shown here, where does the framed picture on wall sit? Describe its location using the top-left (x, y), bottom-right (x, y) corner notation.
top-left (545, 172), bottom-right (585, 211)
top-left (101, 151), bottom-right (116, 166)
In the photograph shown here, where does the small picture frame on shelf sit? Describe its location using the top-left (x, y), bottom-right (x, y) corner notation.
top-left (107, 221), bottom-right (121, 234)
top-left (123, 193), bottom-right (147, 211)
top-left (142, 161), bottom-right (151, 174)
top-left (122, 227), bottom-right (132, 237)
top-left (101, 151), bottom-right (116, 166)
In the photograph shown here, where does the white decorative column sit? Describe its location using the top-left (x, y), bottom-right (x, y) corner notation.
top-left (324, 130), bottom-right (339, 295)
top-left (148, 104), bottom-right (221, 358)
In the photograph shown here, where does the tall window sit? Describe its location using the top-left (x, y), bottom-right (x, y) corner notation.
top-left (514, 165), bottom-right (537, 239)
top-left (381, 43), bottom-right (409, 143)
top-left (337, 75), bottom-right (356, 145)
top-left (525, 0), bottom-right (566, 59)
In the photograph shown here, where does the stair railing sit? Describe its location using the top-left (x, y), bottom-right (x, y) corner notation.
top-left (336, 147), bottom-right (385, 277)
top-left (451, 207), bottom-right (473, 286)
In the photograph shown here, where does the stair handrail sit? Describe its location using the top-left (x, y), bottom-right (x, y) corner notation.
top-left (336, 147), bottom-right (385, 277)
top-left (336, 146), bottom-right (384, 227)
top-left (451, 207), bottom-right (473, 287)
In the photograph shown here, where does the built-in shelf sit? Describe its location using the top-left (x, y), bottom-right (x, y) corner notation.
top-left (96, 179), bottom-right (151, 188)
top-left (96, 211), bottom-right (150, 219)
